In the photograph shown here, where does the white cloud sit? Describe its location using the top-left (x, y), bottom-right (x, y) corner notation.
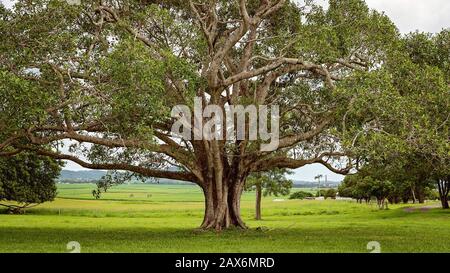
top-left (300, 0), bottom-right (449, 33)
top-left (366, 0), bottom-right (450, 33)
top-left (0, 0), bottom-right (13, 8)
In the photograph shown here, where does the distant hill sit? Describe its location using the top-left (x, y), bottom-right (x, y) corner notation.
top-left (59, 170), bottom-right (342, 187)
top-left (292, 180), bottom-right (341, 188)
top-left (58, 169), bottom-right (189, 185)
top-left (59, 170), bottom-right (106, 181)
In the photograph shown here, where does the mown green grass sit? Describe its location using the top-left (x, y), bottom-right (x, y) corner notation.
top-left (0, 183), bottom-right (449, 253)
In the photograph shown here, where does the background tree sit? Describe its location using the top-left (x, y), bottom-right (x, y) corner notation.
top-left (0, 152), bottom-right (62, 214)
top-left (339, 29), bottom-right (449, 209)
top-left (246, 168), bottom-right (293, 220)
top-left (369, 179), bottom-right (393, 210)
top-left (314, 174), bottom-right (323, 196)
top-left (289, 190), bottom-right (314, 200)
top-left (340, 161), bottom-right (438, 207)
top-left (437, 177), bottom-right (450, 209)
top-left (339, 174), bottom-right (372, 203)
top-left (0, 0), bottom-right (399, 229)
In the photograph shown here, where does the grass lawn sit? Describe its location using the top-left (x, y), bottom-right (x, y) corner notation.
top-left (0, 183), bottom-right (449, 253)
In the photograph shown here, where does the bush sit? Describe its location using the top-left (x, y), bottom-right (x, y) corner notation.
top-left (324, 189), bottom-right (337, 199)
top-left (0, 153), bottom-right (62, 213)
top-left (289, 191), bottom-right (314, 200)
top-left (316, 189), bottom-right (328, 197)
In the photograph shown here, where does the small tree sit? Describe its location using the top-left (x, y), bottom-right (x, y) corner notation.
top-left (246, 169), bottom-right (293, 220)
top-left (340, 174), bottom-right (372, 203)
top-left (0, 153), bottom-right (62, 214)
top-left (324, 189), bottom-right (337, 199)
top-left (314, 175), bottom-right (323, 196)
top-left (369, 179), bottom-right (393, 210)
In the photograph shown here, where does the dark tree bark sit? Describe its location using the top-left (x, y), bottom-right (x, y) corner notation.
top-left (437, 179), bottom-right (449, 209)
top-left (415, 184), bottom-right (426, 204)
top-left (200, 176), bottom-right (247, 230)
top-left (0, 204), bottom-right (35, 214)
top-left (255, 183), bottom-right (262, 220)
top-left (414, 177), bottom-right (427, 204)
top-left (441, 196), bottom-right (449, 209)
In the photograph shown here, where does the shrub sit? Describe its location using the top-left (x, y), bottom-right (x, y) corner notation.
top-left (316, 189), bottom-right (328, 197)
top-left (324, 189), bottom-right (337, 199)
top-left (289, 191), bottom-right (314, 200)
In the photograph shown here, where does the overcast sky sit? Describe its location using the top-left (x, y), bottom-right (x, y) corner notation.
top-left (1, 0), bottom-right (449, 181)
top-left (2, 0), bottom-right (449, 33)
top-left (309, 0), bottom-right (450, 33)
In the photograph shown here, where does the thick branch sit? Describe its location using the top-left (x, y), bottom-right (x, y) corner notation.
top-left (33, 148), bottom-right (198, 183)
top-left (253, 152), bottom-right (351, 175)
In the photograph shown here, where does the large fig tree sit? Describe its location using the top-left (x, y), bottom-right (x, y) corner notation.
top-left (0, 0), bottom-right (398, 229)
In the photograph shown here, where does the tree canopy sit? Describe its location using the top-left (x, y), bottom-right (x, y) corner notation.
top-left (338, 29), bottom-right (449, 208)
top-left (3, 0), bottom-right (445, 228)
top-left (246, 168), bottom-right (293, 219)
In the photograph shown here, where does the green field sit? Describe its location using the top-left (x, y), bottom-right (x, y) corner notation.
top-left (0, 183), bottom-right (449, 253)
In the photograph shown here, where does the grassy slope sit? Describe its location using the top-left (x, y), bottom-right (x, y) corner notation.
top-left (0, 184), bottom-right (449, 253)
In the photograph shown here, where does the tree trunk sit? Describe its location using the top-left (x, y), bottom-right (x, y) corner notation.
top-left (417, 190), bottom-right (425, 204)
top-left (388, 197), bottom-right (394, 204)
top-left (411, 186), bottom-right (416, 203)
top-left (8, 208), bottom-right (22, 214)
top-left (414, 179), bottom-right (426, 204)
top-left (437, 179), bottom-right (449, 210)
top-left (402, 196), bottom-right (409, 204)
top-left (441, 195), bottom-right (449, 209)
top-left (200, 178), bottom-right (247, 230)
top-left (377, 198), bottom-right (382, 209)
top-left (255, 183), bottom-right (262, 220)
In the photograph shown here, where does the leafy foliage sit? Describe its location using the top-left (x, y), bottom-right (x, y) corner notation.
top-left (246, 168), bottom-right (293, 197)
top-left (0, 153), bottom-right (62, 213)
top-left (3, 0), bottom-right (444, 227)
top-left (338, 28), bottom-right (450, 208)
top-left (323, 188), bottom-right (337, 199)
top-left (289, 190), bottom-right (314, 200)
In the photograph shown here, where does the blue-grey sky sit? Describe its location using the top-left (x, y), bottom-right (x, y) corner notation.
top-left (2, 0), bottom-right (449, 181)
